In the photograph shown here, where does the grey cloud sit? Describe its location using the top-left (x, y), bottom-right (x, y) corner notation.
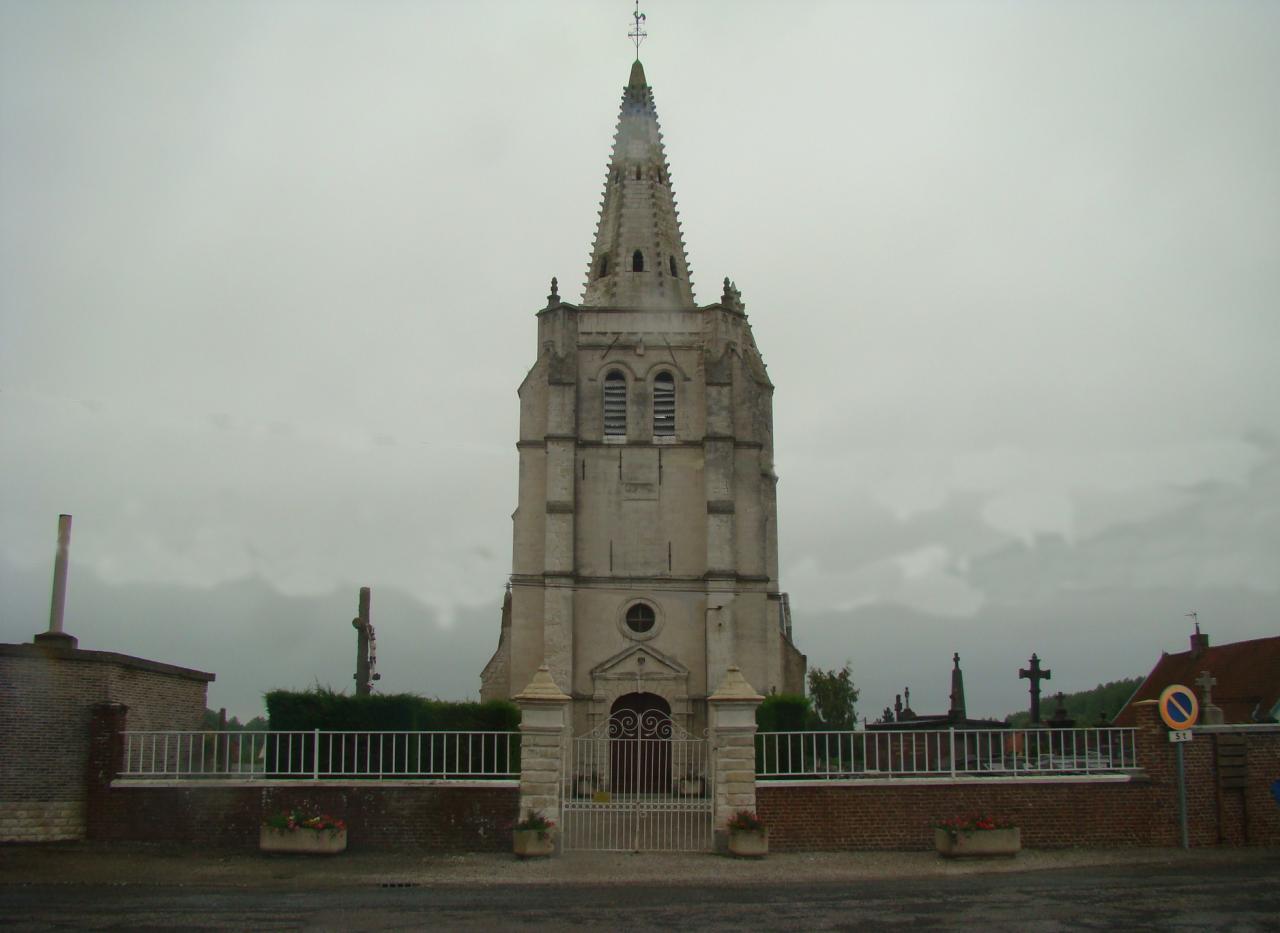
top-left (2, 2), bottom-right (1277, 713)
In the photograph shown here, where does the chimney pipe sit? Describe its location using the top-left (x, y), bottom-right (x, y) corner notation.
top-left (35, 514), bottom-right (78, 649)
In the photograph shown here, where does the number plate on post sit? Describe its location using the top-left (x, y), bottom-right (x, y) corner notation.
top-left (1169, 730), bottom-right (1193, 744)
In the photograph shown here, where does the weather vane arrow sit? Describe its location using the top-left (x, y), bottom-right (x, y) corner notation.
top-left (629, 1), bottom-right (647, 58)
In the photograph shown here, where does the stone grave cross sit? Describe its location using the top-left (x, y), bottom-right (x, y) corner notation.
top-left (1019, 653), bottom-right (1052, 724)
top-left (1196, 670), bottom-right (1224, 725)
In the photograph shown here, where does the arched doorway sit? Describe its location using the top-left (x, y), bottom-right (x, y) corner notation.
top-left (609, 692), bottom-right (670, 794)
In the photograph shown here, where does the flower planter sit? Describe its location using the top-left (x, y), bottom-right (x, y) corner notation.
top-left (677, 778), bottom-right (705, 797)
top-left (727, 828), bottom-right (769, 858)
top-left (513, 829), bottom-right (555, 858)
top-left (934, 827), bottom-right (1020, 858)
top-left (259, 826), bottom-right (347, 855)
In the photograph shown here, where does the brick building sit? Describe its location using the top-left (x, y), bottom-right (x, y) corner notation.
top-left (0, 641), bottom-right (212, 842)
top-left (1114, 625), bottom-right (1280, 726)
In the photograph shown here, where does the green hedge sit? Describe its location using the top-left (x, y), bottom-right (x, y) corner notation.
top-left (265, 688), bottom-right (520, 732)
top-left (260, 689), bottom-right (520, 779)
top-left (755, 693), bottom-right (868, 776)
top-left (756, 693), bottom-right (812, 732)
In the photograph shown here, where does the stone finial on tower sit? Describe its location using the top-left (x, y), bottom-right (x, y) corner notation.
top-left (720, 277), bottom-right (744, 312)
top-left (546, 276), bottom-right (560, 308)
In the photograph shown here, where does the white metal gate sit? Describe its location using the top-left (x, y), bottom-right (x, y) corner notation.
top-left (561, 709), bottom-right (713, 852)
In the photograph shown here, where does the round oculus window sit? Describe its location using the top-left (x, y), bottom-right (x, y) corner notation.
top-left (625, 603), bottom-right (656, 634)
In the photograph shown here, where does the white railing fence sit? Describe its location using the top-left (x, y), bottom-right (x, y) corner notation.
top-left (119, 730), bottom-right (520, 780)
top-left (756, 727), bottom-right (1138, 780)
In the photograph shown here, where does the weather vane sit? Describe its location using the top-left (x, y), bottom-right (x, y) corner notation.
top-left (629, 1), bottom-right (647, 58)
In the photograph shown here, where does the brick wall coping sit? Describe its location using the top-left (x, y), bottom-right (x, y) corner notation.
top-left (0, 642), bottom-right (215, 682)
top-left (1193, 723), bottom-right (1280, 733)
top-left (110, 779), bottom-right (520, 789)
top-left (758, 773), bottom-right (1142, 788)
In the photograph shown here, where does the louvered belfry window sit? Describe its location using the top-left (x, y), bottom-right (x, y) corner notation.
top-left (603, 370), bottom-right (627, 436)
top-left (653, 371), bottom-right (675, 436)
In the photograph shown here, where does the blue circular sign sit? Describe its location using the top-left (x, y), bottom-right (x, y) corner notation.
top-left (1159, 684), bottom-right (1199, 730)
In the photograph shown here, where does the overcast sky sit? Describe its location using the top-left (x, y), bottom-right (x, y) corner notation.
top-left (2, 1), bottom-right (1277, 722)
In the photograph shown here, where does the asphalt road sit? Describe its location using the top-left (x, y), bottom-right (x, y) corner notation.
top-left (4, 856), bottom-right (1279, 931)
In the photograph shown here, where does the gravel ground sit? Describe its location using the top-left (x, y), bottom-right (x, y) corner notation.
top-left (2, 843), bottom-right (1272, 889)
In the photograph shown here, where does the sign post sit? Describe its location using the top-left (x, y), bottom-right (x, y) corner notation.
top-left (1159, 685), bottom-right (1199, 849)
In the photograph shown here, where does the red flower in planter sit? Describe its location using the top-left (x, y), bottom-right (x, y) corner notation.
top-left (934, 815), bottom-right (1014, 835)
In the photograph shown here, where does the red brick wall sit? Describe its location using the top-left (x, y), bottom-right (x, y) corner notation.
top-left (84, 702), bottom-right (519, 852)
top-left (76, 699), bottom-right (1279, 853)
top-left (758, 705), bottom-right (1280, 851)
top-left (1222, 731), bottom-right (1280, 846)
top-left (88, 783), bottom-right (520, 852)
top-left (758, 779), bottom-right (1159, 850)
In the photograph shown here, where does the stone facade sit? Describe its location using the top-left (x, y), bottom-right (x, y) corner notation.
top-left (0, 642), bottom-right (212, 842)
top-left (482, 59), bottom-right (805, 731)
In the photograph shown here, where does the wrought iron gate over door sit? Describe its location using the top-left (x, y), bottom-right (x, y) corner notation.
top-left (561, 710), bottom-right (712, 851)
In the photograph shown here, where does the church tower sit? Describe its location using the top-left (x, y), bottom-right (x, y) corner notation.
top-left (481, 57), bottom-right (805, 731)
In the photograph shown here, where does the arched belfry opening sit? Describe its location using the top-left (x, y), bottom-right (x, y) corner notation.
top-left (632, 249), bottom-right (645, 272)
top-left (609, 692), bottom-right (670, 794)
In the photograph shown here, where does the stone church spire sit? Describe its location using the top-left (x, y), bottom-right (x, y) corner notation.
top-left (581, 60), bottom-right (696, 310)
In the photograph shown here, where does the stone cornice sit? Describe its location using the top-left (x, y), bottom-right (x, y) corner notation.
top-left (0, 642), bottom-right (215, 682)
top-left (508, 573), bottom-right (774, 590)
top-left (536, 301), bottom-right (580, 317)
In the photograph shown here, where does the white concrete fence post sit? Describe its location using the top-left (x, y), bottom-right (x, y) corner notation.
top-left (514, 665), bottom-right (571, 852)
top-left (707, 665), bottom-right (764, 853)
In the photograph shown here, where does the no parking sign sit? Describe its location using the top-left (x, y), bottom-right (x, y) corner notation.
top-left (1159, 684), bottom-right (1199, 731)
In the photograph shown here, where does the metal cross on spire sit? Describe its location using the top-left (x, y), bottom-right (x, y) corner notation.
top-left (629, 1), bottom-right (647, 58)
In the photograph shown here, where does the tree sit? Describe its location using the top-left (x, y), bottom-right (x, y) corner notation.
top-left (807, 663), bottom-right (860, 730)
top-left (1004, 677), bottom-right (1141, 728)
